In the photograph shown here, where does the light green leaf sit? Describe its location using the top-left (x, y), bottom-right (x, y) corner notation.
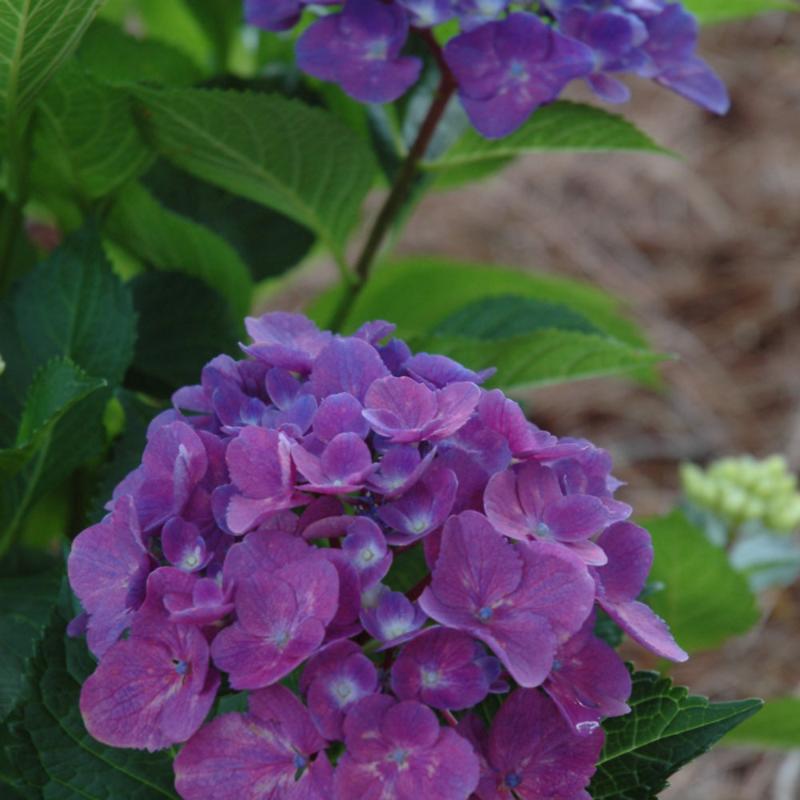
top-left (590, 669), bottom-right (762, 799)
top-left (683, 0), bottom-right (795, 23)
top-left (131, 87), bottom-right (378, 261)
top-left (106, 181), bottom-right (253, 319)
top-left (424, 101), bottom-right (669, 180)
top-left (0, 0), bottom-right (103, 144)
top-left (723, 698), bottom-right (800, 749)
top-left (644, 510), bottom-right (760, 653)
top-left (77, 18), bottom-right (204, 86)
top-left (0, 357), bottom-right (105, 476)
top-left (414, 330), bottom-right (663, 392)
top-left (312, 257), bottom-right (647, 348)
top-left (30, 62), bottom-right (153, 200)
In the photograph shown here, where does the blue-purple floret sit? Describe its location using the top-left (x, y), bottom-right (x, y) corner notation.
top-left (68, 311), bottom-right (687, 800)
top-left (245, 0), bottom-right (728, 138)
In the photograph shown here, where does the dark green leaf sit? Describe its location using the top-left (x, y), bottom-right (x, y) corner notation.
top-left (77, 19), bottom-right (204, 86)
top-left (644, 510), bottom-right (760, 653)
top-left (144, 160), bottom-right (316, 281)
top-left (0, 358), bottom-right (105, 476)
top-left (0, 228), bottom-right (136, 540)
top-left (106, 181), bottom-right (253, 319)
top-left (424, 101), bottom-right (670, 181)
top-left (129, 271), bottom-right (238, 394)
top-left (184, 0), bottom-right (242, 69)
top-left (590, 670), bottom-right (762, 799)
top-left (385, 545), bottom-right (428, 595)
top-left (88, 391), bottom-right (160, 524)
top-left (433, 295), bottom-right (601, 339)
top-left (0, 0), bottom-right (104, 144)
top-left (10, 602), bottom-right (179, 799)
top-left (0, 569), bottom-right (61, 721)
top-left (131, 87), bottom-right (378, 261)
top-left (723, 697), bottom-right (800, 749)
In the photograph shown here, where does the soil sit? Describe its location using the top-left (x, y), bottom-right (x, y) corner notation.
top-left (269, 10), bottom-right (800, 798)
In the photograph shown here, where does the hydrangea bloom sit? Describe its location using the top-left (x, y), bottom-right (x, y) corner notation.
top-left (69, 311), bottom-right (687, 798)
top-left (245, 0), bottom-right (728, 138)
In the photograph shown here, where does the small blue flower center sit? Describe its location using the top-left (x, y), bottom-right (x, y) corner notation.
top-left (552, 658), bottom-right (563, 672)
top-left (274, 630), bottom-right (291, 649)
top-left (294, 754), bottom-right (307, 770)
top-left (477, 606), bottom-right (494, 621)
top-left (508, 60), bottom-right (528, 81)
top-left (421, 668), bottom-right (440, 688)
top-left (366, 39), bottom-right (389, 61)
top-left (505, 772), bottom-right (522, 789)
top-left (536, 521), bottom-right (552, 539)
top-left (388, 748), bottom-right (409, 765)
top-left (173, 659), bottom-right (189, 675)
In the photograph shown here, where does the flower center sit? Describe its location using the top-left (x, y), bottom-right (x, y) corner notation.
top-left (421, 668), bottom-right (440, 688)
top-left (332, 679), bottom-right (355, 704)
top-left (172, 659), bottom-right (189, 675)
top-left (477, 606), bottom-right (494, 621)
top-left (507, 60), bottom-right (529, 82)
top-left (388, 748), bottom-right (409, 766)
top-left (505, 772), bottom-right (522, 789)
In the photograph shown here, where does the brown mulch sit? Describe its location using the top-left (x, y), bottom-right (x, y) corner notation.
top-left (269, 11), bottom-right (800, 798)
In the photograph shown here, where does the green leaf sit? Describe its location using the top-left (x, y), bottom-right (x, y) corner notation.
top-left (77, 18), bottom-right (204, 86)
top-left (385, 545), bottom-right (428, 595)
top-left (433, 295), bottom-right (601, 338)
top-left (144, 159), bottom-right (316, 281)
top-left (590, 670), bottom-right (762, 799)
top-left (0, 0), bottom-right (103, 144)
top-left (0, 228), bottom-right (136, 542)
top-left (313, 257), bottom-right (647, 348)
top-left (723, 698), bottom-right (800, 749)
top-left (0, 569), bottom-right (61, 721)
top-left (87, 391), bottom-right (160, 524)
top-left (424, 101), bottom-right (669, 178)
top-left (131, 87), bottom-right (378, 262)
top-left (30, 62), bottom-right (153, 201)
top-left (683, 0), bottom-right (795, 23)
top-left (414, 330), bottom-right (663, 392)
top-left (9, 601), bottom-right (179, 799)
top-left (644, 510), bottom-right (760, 653)
top-left (0, 358), bottom-right (105, 476)
top-left (184, 0), bottom-right (243, 69)
top-left (129, 271), bottom-right (238, 394)
top-left (105, 181), bottom-right (253, 319)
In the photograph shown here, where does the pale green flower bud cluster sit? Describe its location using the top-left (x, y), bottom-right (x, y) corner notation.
top-left (681, 455), bottom-right (800, 533)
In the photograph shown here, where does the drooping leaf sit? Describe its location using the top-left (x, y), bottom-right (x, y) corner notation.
top-left (30, 62), bottom-right (153, 201)
top-left (105, 181), bottom-right (253, 319)
top-left (77, 18), bottom-right (204, 86)
top-left (589, 669), bottom-right (762, 799)
top-left (129, 271), bottom-right (238, 394)
top-left (0, 569), bottom-right (61, 721)
top-left (723, 697), bottom-right (800, 749)
top-left (644, 510), bottom-right (760, 653)
top-left (413, 330), bottom-right (663, 392)
top-left (423, 101), bottom-right (669, 186)
top-left (683, 0), bottom-right (795, 23)
top-left (0, 358), bottom-right (105, 476)
top-left (131, 87), bottom-right (378, 261)
top-left (311, 257), bottom-right (647, 347)
top-left (0, 0), bottom-right (103, 144)
top-left (144, 160), bottom-right (316, 281)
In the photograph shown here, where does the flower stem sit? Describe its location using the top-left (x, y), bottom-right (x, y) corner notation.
top-left (330, 57), bottom-right (457, 331)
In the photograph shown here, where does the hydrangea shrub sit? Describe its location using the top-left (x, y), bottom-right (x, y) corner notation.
top-left (68, 313), bottom-right (688, 799)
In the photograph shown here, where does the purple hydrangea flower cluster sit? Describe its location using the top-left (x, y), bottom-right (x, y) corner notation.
top-left (68, 312), bottom-right (688, 799)
top-left (246, 0), bottom-right (728, 138)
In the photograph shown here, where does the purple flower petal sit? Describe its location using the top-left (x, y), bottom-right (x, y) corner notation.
top-left (293, 432), bottom-right (375, 494)
top-left (313, 392), bottom-right (370, 442)
top-left (360, 588), bottom-right (427, 645)
top-left (67, 495), bottom-right (154, 657)
top-left (405, 352), bottom-right (495, 389)
top-left (244, 312), bottom-right (331, 373)
top-left (310, 337), bottom-right (389, 402)
top-left (341, 517), bottom-right (393, 588)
